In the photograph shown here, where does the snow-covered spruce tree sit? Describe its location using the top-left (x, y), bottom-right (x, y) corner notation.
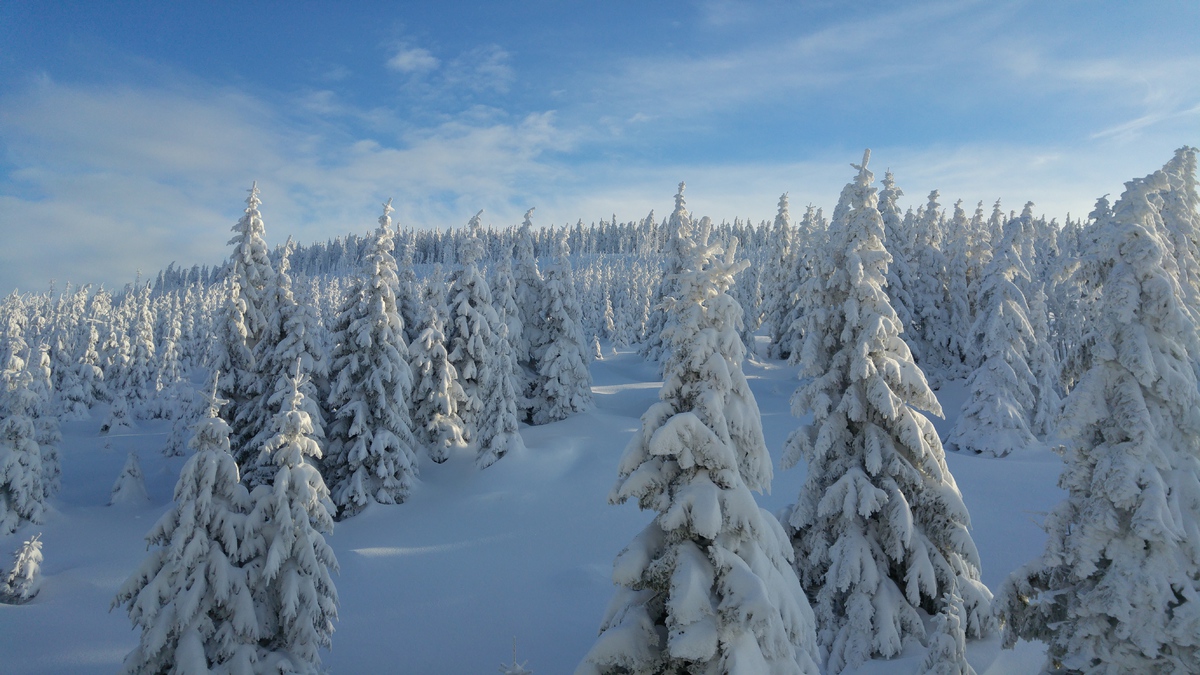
top-left (120, 283), bottom-right (158, 417)
top-left (213, 276), bottom-right (259, 462)
top-left (910, 191), bottom-right (952, 383)
top-left (61, 319), bottom-right (105, 420)
top-left (409, 302), bottom-right (468, 463)
top-left (101, 389), bottom-right (135, 434)
top-left (879, 171), bottom-right (920, 364)
top-left (529, 229), bottom-right (594, 425)
top-left (640, 182), bottom-right (695, 367)
top-left (730, 236), bottom-right (763, 355)
top-left (162, 379), bottom-right (204, 457)
top-left (500, 639), bottom-right (533, 675)
top-left (1159, 146), bottom-right (1200, 320)
top-left (778, 206), bottom-right (832, 367)
top-left (493, 251), bottom-right (526, 392)
top-left (475, 255), bottom-right (528, 468)
top-left (109, 451), bottom-right (149, 506)
top-left (113, 377), bottom-right (258, 674)
top-left (476, 320), bottom-right (526, 469)
top-left (1024, 282), bottom-right (1063, 437)
top-left (945, 216), bottom-right (1040, 458)
top-left (918, 591), bottom-right (975, 675)
top-left (997, 169), bottom-right (1200, 673)
top-left (241, 238), bottom-right (329, 489)
top-left (221, 183), bottom-right (276, 466)
top-left (421, 263), bottom-right (451, 333)
top-left (0, 364), bottom-right (45, 536)
top-left (226, 182), bottom-right (275, 353)
top-left (243, 368), bottom-right (339, 674)
top-left (396, 231), bottom-right (425, 347)
top-left (763, 193), bottom-right (796, 357)
top-left (2, 533), bottom-right (43, 605)
top-left (602, 290), bottom-right (619, 346)
top-left (783, 152), bottom-right (991, 674)
top-left (28, 344), bottom-right (60, 501)
top-left (514, 209), bottom-right (545, 415)
top-left (149, 294), bottom-right (185, 419)
top-left (579, 234), bottom-right (820, 675)
top-left (324, 201), bottom-right (419, 518)
top-left (941, 199), bottom-right (972, 377)
top-left (446, 211), bottom-right (500, 442)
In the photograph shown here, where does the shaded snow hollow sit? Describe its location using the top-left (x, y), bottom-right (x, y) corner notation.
top-left (0, 347), bottom-right (1058, 674)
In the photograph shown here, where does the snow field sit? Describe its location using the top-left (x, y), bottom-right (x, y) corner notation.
top-left (0, 347), bottom-right (1055, 674)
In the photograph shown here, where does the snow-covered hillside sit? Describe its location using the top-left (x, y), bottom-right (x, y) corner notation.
top-left (0, 346), bottom-right (1058, 674)
top-left (3, 147), bottom-right (1198, 674)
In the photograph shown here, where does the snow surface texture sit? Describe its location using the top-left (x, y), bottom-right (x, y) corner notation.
top-left (0, 347), bottom-right (1055, 674)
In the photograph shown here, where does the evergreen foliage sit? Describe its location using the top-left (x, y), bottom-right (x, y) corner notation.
top-left (1, 533), bottom-right (43, 605)
top-left (409, 302), bottom-right (468, 463)
top-left (782, 152), bottom-right (992, 674)
top-left (243, 368), bottom-right (339, 674)
top-left (946, 216), bottom-right (1042, 458)
top-left (324, 201), bottom-right (419, 517)
top-left (0, 361), bottom-right (45, 536)
top-left (446, 211), bottom-right (501, 442)
top-left (580, 232), bottom-right (820, 675)
top-left (109, 451), bottom-right (149, 506)
top-left (113, 377), bottom-right (259, 674)
top-left (997, 167), bottom-right (1200, 673)
top-left (529, 229), bottom-right (594, 425)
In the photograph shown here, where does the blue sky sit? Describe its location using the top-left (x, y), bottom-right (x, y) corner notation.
top-left (1, 0), bottom-right (1197, 292)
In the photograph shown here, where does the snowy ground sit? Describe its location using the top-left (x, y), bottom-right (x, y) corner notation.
top-left (0, 347), bottom-right (1061, 674)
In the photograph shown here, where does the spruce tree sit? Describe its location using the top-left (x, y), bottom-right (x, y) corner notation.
top-left (911, 191), bottom-right (952, 382)
top-left (1, 533), bottom-right (43, 605)
top-left (242, 239), bottom-right (328, 489)
top-left (997, 168), bottom-right (1200, 673)
top-left (409, 303), bottom-right (468, 463)
top-left (946, 216), bottom-right (1041, 458)
top-left (0, 362), bottom-right (45, 536)
top-left (243, 368), bottom-right (339, 674)
top-left (446, 211), bottom-right (500, 442)
top-left (514, 209), bottom-right (545, 417)
top-left (1160, 146), bottom-right (1200, 320)
top-left (221, 183), bottom-right (276, 468)
top-left (396, 230), bottom-right (426, 346)
top-left (109, 451), bottom-right (149, 506)
top-left (640, 182), bottom-right (694, 367)
top-left (579, 233), bottom-right (820, 675)
top-left (476, 320), bottom-right (526, 469)
top-left (783, 152), bottom-right (991, 674)
top-left (880, 171), bottom-right (920, 364)
top-left (529, 229), bottom-right (594, 425)
top-left (118, 283), bottom-right (158, 417)
top-left (28, 344), bottom-right (60, 500)
top-left (62, 319), bottom-right (104, 419)
top-left (324, 201), bottom-right (419, 517)
top-left (763, 193), bottom-right (795, 357)
top-left (113, 376), bottom-right (258, 674)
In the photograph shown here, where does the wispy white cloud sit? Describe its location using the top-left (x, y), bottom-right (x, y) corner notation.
top-left (594, 0), bottom-right (986, 122)
top-left (1, 71), bottom-right (1189, 294)
top-left (387, 46), bottom-right (440, 74)
top-left (1090, 102), bottom-right (1200, 142)
top-left (2, 1), bottom-right (1195, 294)
top-left (445, 45), bottom-right (514, 95)
top-left (0, 78), bottom-right (576, 292)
